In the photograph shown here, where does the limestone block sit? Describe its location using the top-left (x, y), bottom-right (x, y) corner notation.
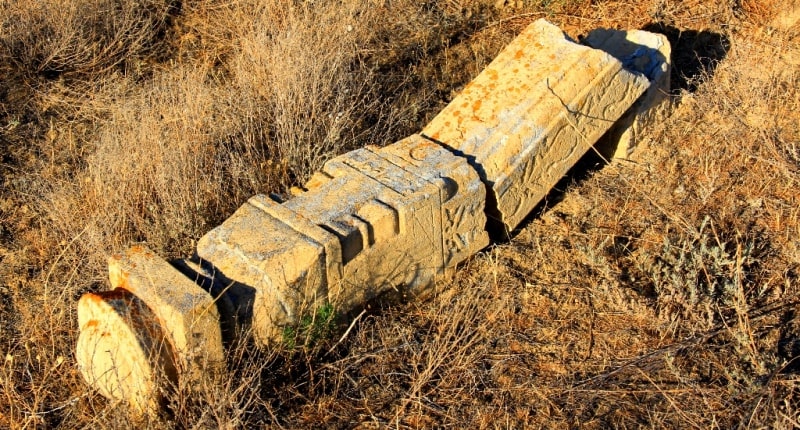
top-left (108, 245), bottom-right (224, 390)
top-left (284, 135), bottom-right (488, 307)
top-left (287, 147), bottom-right (439, 309)
top-left (375, 135), bottom-right (490, 270)
top-left (196, 197), bottom-right (340, 346)
top-left (422, 19), bottom-right (650, 232)
top-left (248, 195), bottom-right (343, 288)
top-left (582, 28), bottom-right (672, 159)
top-left (75, 288), bottom-right (176, 415)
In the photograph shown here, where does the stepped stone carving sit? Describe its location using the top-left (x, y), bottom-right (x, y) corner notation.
top-left (422, 19), bottom-right (650, 232)
top-left (74, 18), bottom-right (670, 413)
top-left (294, 135), bottom-right (489, 307)
top-left (197, 135), bottom-right (489, 346)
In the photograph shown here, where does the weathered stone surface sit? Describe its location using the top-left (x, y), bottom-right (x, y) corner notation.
top-left (75, 288), bottom-right (176, 415)
top-left (286, 134), bottom-right (488, 307)
top-left (248, 195), bottom-right (344, 288)
top-left (422, 19), bottom-right (650, 232)
top-left (108, 245), bottom-right (224, 389)
top-left (76, 19), bottom-right (664, 414)
top-left (377, 136), bottom-right (489, 270)
top-left (287, 169), bottom-right (393, 268)
top-left (287, 142), bottom-right (439, 309)
top-left (196, 197), bottom-right (339, 346)
top-left (582, 28), bottom-right (671, 159)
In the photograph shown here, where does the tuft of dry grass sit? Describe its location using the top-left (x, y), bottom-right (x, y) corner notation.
top-left (0, 0), bottom-right (175, 120)
top-left (1, 0), bottom-right (799, 427)
top-left (0, 0), bottom-right (172, 78)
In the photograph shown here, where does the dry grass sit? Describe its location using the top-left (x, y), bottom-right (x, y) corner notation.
top-left (1, 0), bottom-right (799, 427)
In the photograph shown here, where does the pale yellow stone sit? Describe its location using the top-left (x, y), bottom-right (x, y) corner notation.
top-left (75, 289), bottom-right (176, 416)
top-left (196, 197), bottom-right (338, 346)
top-left (582, 28), bottom-right (671, 159)
top-left (377, 136), bottom-right (490, 270)
top-left (355, 199), bottom-right (400, 245)
top-left (287, 149), bottom-right (435, 309)
top-left (422, 19), bottom-right (650, 231)
top-left (287, 134), bottom-right (488, 307)
top-left (108, 245), bottom-right (224, 389)
top-left (77, 18), bottom-right (674, 413)
top-left (248, 195), bottom-right (343, 286)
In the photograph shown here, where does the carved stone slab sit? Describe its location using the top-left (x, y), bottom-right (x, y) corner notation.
top-left (422, 19), bottom-right (650, 232)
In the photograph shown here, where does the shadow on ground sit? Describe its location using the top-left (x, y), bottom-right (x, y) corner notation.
top-left (643, 23), bottom-right (731, 94)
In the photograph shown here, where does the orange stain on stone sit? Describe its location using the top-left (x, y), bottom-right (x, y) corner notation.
top-left (113, 271), bottom-right (132, 291)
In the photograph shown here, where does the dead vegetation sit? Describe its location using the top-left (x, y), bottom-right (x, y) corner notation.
top-left (1, 0), bottom-right (798, 427)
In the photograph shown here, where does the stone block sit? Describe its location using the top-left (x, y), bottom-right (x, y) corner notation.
top-left (196, 197), bottom-right (340, 346)
top-left (291, 168), bottom-right (389, 263)
top-left (108, 245), bottom-right (224, 390)
top-left (422, 19), bottom-right (650, 232)
top-left (285, 135), bottom-right (488, 309)
top-left (248, 195), bottom-right (344, 287)
top-left (75, 288), bottom-right (176, 415)
top-left (287, 146), bottom-right (438, 309)
top-left (377, 136), bottom-right (490, 270)
top-left (582, 28), bottom-right (671, 159)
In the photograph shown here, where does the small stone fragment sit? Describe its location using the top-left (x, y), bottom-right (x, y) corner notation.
top-left (75, 289), bottom-right (176, 416)
top-left (108, 245), bottom-right (225, 391)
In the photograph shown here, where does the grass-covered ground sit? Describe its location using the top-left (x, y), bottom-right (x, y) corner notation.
top-left (1, 0), bottom-right (798, 427)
